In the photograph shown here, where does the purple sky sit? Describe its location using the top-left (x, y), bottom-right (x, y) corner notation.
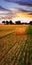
top-left (0, 0), bottom-right (32, 23)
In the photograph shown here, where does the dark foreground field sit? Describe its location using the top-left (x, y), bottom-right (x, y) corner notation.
top-left (0, 24), bottom-right (32, 65)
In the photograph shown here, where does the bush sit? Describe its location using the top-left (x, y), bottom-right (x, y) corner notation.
top-left (15, 21), bottom-right (21, 24)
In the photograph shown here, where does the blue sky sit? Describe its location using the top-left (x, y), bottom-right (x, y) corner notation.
top-left (4, 0), bottom-right (32, 5)
top-left (0, 0), bottom-right (32, 23)
top-left (0, 0), bottom-right (32, 12)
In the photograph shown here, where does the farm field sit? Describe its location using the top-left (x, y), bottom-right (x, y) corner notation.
top-left (0, 24), bottom-right (32, 65)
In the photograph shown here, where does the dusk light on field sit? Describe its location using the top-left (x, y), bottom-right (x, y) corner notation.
top-left (0, 0), bottom-right (32, 65)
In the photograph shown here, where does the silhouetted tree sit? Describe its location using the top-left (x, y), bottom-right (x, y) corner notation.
top-left (21, 22), bottom-right (24, 24)
top-left (9, 20), bottom-right (14, 24)
top-left (24, 22), bottom-right (28, 24)
top-left (6, 21), bottom-right (9, 24)
top-left (15, 21), bottom-right (21, 24)
top-left (2, 21), bottom-right (5, 24)
top-left (29, 21), bottom-right (32, 24)
top-left (21, 22), bottom-right (28, 24)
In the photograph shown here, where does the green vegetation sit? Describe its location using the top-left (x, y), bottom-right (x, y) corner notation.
top-left (27, 25), bottom-right (32, 34)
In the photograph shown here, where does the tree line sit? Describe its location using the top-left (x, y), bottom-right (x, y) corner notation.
top-left (2, 20), bottom-right (32, 25)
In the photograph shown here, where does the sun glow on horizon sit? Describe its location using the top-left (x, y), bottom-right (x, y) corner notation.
top-left (16, 12), bottom-right (32, 18)
top-left (0, 10), bottom-right (32, 23)
top-left (12, 16), bottom-right (32, 23)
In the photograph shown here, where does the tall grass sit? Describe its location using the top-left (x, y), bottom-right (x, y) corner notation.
top-left (27, 25), bottom-right (32, 35)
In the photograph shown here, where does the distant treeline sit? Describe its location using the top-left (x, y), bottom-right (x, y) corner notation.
top-left (2, 20), bottom-right (32, 25)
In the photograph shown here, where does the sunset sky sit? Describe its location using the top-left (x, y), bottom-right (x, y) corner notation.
top-left (0, 0), bottom-right (32, 23)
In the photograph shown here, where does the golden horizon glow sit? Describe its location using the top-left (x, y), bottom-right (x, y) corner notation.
top-left (16, 12), bottom-right (32, 18)
top-left (0, 11), bottom-right (32, 23)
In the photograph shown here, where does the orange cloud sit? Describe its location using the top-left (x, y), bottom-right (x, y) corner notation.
top-left (16, 12), bottom-right (32, 18)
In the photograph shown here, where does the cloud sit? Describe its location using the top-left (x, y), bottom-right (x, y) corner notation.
top-left (28, 13), bottom-right (32, 15)
top-left (0, 6), bottom-right (9, 11)
top-left (0, 0), bottom-right (32, 12)
top-left (0, 9), bottom-right (18, 20)
top-left (0, 7), bottom-right (32, 20)
top-left (4, 0), bottom-right (32, 5)
top-left (7, 5), bottom-right (32, 12)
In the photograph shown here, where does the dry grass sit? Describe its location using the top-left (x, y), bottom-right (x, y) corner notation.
top-left (0, 24), bottom-right (28, 37)
top-left (0, 24), bottom-right (32, 65)
top-left (15, 25), bottom-right (28, 35)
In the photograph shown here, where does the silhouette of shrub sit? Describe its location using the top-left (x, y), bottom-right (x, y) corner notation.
top-left (2, 21), bottom-right (6, 24)
top-left (29, 21), bottom-right (32, 25)
top-left (15, 21), bottom-right (21, 24)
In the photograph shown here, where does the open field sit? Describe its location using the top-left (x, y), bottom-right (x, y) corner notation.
top-left (0, 24), bottom-right (32, 65)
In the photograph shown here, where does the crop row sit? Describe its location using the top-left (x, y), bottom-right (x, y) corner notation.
top-left (0, 33), bottom-right (32, 65)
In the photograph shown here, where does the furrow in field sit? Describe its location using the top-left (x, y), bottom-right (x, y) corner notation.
top-left (0, 35), bottom-right (17, 60)
top-left (0, 34), bottom-right (22, 65)
top-left (17, 36), bottom-right (29, 65)
top-left (10, 35), bottom-right (27, 65)
top-left (1, 34), bottom-right (26, 63)
top-left (0, 31), bottom-right (14, 39)
top-left (0, 35), bottom-right (22, 59)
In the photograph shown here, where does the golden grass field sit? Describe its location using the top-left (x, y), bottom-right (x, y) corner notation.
top-left (0, 24), bottom-right (28, 37)
top-left (0, 24), bottom-right (32, 65)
